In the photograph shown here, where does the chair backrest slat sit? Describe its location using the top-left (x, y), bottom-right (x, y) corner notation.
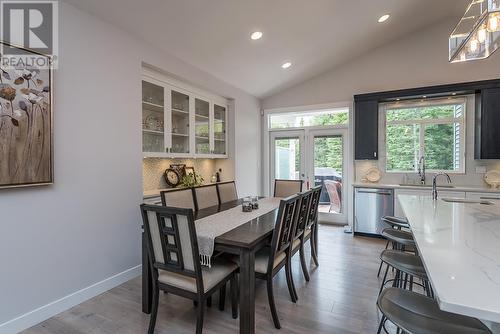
top-left (274, 179), bottom-right (303, 198)
top-left (216, 181), bottom-right (238, 204)
top-left (307, 185), bottom-right (322, 229)
top-left (160, 188), bottom-right (196, 210)
top-left (193, 184), bottom-right (219, 210)
top-left (140, 205), bottom-right (202, 285)
top-left (292, 189), bottom-right (314, 240)
top-left (268, 194), bottom-right (301, 272)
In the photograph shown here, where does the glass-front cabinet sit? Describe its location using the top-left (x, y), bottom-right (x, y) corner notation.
top-left (195, 98), bottom-right (210, 155)
top-left (142, 81), bottom-right (165, 153)
top-left (142, 71), bottom-right (228, 158)
top-left (213, 104), bottom-right (227, 155)
top-left (170, 90), bottom-right (190, 154)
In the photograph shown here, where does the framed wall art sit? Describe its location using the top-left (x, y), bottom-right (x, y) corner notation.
top-left (0, 41), bottom-right (53, 189)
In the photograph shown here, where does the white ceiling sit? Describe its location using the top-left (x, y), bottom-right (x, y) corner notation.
top-left (64, 0), bottom-right (470, 98)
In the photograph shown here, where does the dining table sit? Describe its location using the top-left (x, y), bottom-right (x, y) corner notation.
top-left (141, 198), bottom-right (281, 334)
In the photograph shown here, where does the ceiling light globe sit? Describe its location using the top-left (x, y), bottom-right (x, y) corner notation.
top-left (378, 14), bottom-right (390, 23)
top-left (250, 31), bottom-right (263, 40)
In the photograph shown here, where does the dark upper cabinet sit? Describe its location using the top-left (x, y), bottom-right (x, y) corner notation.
top-left (475, 88), bottom-right (500, 159)
top-left (355, 100), bottom-right (378, 160)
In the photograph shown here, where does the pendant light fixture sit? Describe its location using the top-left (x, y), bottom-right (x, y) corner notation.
top-left (449, 0), bottom-right (500, 62)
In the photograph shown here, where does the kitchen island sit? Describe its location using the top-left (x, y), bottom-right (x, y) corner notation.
top-left (399, 194), bottom-right (500, 331)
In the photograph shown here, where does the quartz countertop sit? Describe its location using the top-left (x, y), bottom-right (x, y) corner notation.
top-left (353, 182), bottom-right (500, 193)
top-left (399, 194), bottom-right (500, 327)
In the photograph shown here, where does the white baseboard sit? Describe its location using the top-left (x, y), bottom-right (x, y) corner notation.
top-left (0, 265), bottom-right (142, 334)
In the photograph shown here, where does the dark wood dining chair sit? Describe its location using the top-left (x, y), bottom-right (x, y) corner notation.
top-left (254, 194), bottom-right (302, 329)
top-left (193, 184), bottom-right (219, 210)
top-left (140, 204), bottom-right (239, 334)
top-left (273, 179), bottom-right (303, 198)
top-left (216, 181), bottom-right (238, 204)
top-left (304, 185), bottom-right (322, 267)
top-left (289, 188), bottom-right (315, 293)
top-left (160, 188), bottom-right (196, 210)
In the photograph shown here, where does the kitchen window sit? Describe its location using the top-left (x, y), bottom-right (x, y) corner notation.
top-left (383, 98), bottom-right (466, 173)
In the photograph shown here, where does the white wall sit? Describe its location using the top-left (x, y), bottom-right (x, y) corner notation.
top-left (262, 19), bottom-right (500, 109)
top-left (0, 2), bottom-right (260, 332)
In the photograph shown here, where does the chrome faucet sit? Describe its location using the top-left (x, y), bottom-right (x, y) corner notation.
top-left (417, 156), bottom-right (426, 185)
top-left (432, 173), bottom-right (452, 200)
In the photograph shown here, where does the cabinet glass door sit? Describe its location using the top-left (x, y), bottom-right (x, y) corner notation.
top-left (213, 104), bottom-right (227, 155)
top-left (142, 81), bottom-right (165, 153)
top-left (170, 90), bottom-right (190, 154)
top-left (195, 98), bottom-right (210, 154)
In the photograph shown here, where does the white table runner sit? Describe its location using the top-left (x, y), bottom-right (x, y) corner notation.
top-left (195, 197), bottom-right (281, 267)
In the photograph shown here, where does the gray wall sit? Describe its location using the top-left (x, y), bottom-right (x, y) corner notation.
top-left (0, 2), bottom-right (260, 330)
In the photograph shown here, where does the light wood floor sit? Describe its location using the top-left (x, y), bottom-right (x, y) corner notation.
top-left (23, 225), bottom-right (387, 334)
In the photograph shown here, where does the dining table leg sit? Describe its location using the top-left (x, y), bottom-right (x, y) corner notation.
top-left (142, 232), bottom-right (152, 314)
top-left (239, 249), bottom-right (255, 334)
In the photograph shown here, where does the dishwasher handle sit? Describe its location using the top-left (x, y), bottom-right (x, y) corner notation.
top-left (356, 189), bottom-right (393, 196)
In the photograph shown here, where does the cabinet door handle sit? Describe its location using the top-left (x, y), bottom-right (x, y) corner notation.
top-left (374, 152), bottom-right (377, 158)
top-left (480, 196), bottom-right (500, 200)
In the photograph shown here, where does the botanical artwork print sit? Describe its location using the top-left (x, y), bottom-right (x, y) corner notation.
top-left (0, 48), bottom-right (52, 189)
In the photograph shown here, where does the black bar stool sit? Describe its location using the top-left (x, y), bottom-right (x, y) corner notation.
top-left (382, 216), bottom-right (410, 230)
top-left (381, 228), bottom-right (416, 252)
top-left (379, 250), bottom-right (433, 298)
top-left (377, 288), bottom-right (492, 334)
top-left (377, 226), bottom-right (416, 277)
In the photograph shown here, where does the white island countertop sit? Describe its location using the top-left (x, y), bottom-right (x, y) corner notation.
top-left (399, 194), bottom-right (500, 328)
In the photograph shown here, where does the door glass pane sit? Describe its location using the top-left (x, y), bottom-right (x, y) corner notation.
top-left (313, 135), bottom-right (343, 214)
top-left (171, 90), bottom-right (190, 153)
top-left (142, 81), bottom-right (164, 152)
top-left (274, 137), bottom-right (301, 180)
top-left (195, 98), bottom-right (210, 154)
top-left (214, 104), bottom-right (226, 155)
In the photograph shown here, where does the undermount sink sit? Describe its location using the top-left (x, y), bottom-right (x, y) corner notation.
top-left (441, 198), bottom-right (494, 205)
top-left (398, 184), bottom-right (455, 188)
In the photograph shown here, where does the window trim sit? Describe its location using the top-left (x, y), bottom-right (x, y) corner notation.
top-left (381, 97), bottom-right (467, 174)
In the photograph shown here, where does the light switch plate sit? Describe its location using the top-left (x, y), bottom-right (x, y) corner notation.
top-left (476, 166), bottom-right (487, 174)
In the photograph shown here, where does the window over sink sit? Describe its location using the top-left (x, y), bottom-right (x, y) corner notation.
top-left (382, 97), bottom-right (466, 173)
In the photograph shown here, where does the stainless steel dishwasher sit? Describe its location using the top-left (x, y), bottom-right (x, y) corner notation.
top-left (354, 187), bottom-right (394, 236)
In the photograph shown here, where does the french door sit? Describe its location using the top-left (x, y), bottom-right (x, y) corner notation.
top-left (270, 128), bottom-right (348, 224)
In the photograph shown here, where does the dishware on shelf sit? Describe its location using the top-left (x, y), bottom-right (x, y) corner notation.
top-left (484, 170), bottom-right (500, 189)
top-left (365, 167), bottom-right (382, 183)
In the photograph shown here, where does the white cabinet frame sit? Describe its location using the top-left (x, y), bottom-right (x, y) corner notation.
top-left (142, 69), bottom-right (229, 159)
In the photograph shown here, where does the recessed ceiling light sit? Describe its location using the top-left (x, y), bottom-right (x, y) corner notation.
top-left (378, 14), bottom-right (390, 23)
top-left (281, 62), bottom-right (292, 69)
top-left (250, 31), bottom-right (263, 40)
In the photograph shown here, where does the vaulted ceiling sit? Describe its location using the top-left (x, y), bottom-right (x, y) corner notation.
top-left (64, 0), bottom-right (470, 98)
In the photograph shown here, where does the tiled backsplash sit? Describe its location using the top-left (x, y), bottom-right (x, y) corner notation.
top-left (143, 158), bottom-right (232, 192)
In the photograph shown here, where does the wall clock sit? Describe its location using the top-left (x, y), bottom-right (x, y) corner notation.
top-left (164, 168), bottom-right (181, 187)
